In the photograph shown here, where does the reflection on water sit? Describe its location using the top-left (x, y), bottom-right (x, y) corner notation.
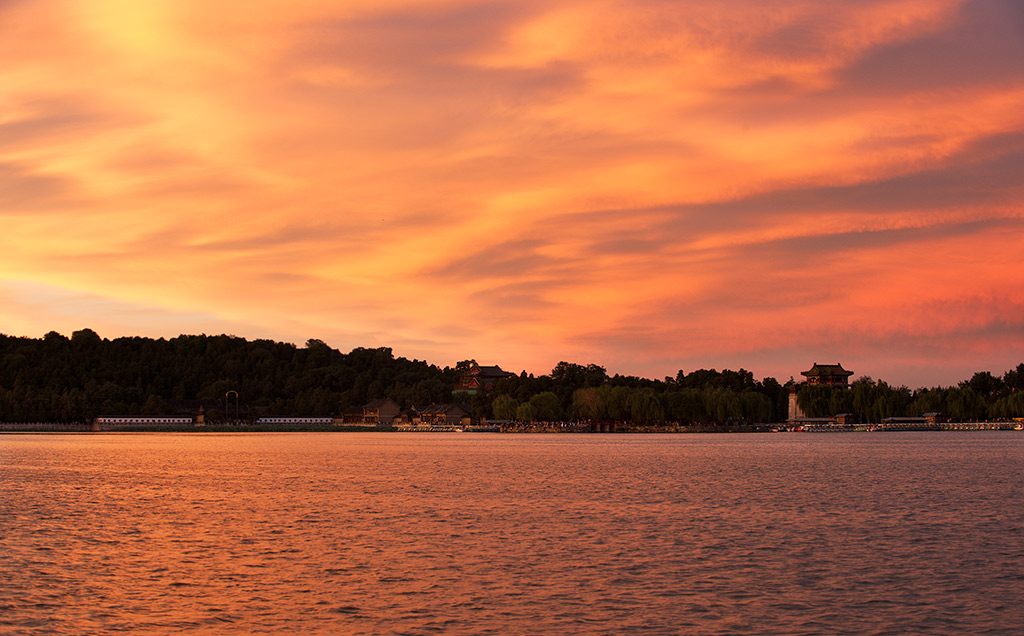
top-left (2, 432), bottom-right (1023, 635)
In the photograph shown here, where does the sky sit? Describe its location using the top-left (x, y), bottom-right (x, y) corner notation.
top-left (2, 0), bottom-right (1023, 388)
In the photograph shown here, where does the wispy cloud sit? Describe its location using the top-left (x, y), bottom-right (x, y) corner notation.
top-left (1, 0), bottom-right (1021, 385)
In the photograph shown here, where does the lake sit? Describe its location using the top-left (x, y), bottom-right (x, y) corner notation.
top-left (2, 432), bottom-right (1022, 635)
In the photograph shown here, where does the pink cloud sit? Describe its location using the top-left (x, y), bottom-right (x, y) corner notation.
top-left (1, 0), bottom-right (1021, 387)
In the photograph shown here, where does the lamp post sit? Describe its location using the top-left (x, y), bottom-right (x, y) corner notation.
top-left (226, 390), bottom-right (239, 424)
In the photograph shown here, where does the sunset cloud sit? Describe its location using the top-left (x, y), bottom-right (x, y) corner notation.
top-left (2, 0), bottom-right (1022, 386)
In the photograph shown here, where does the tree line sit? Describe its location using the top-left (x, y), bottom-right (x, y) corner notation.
top-left (0, 330), bottom-right (452, 422)
top-left (1, 330), bottom-right (1021, 423)
top-left (479, 363), bottom-right (784, 425)
top-left (485, 362), bottom-right (1024, 424)
top-left (795, 370), bottom-right (1024, 423)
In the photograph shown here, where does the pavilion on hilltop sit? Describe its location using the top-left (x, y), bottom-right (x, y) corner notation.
top-left (453, 363), bottom-right (513, 395)
top-left (801, 362), bottom-right (854, 387)
top-left (788, 362), bottom-right (855, 422)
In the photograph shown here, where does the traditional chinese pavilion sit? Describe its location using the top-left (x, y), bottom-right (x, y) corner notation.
top-left (801, 362), bottom-right (854, 386)
top-left (453, 363), bottom-right (513, 395)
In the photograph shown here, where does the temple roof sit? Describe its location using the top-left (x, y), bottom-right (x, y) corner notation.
top-left (471, 365), bottom-right (513, 378)
top-left (801, 362), bottom-right (854, 377)
top-left (419, 403), bottom-right (471, 416)
top-left (364, 398), bottom-right (398, 409)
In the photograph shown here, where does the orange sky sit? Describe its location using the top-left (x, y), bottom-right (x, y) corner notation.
top-left (2, 0), bottom-right (1023, 387)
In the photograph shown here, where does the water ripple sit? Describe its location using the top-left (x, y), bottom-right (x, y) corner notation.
top-left (2, 432), bottom-right (1023, 634)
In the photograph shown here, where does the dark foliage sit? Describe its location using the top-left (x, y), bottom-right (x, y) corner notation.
top-left (796, 367), bottom-right (1024, 423)
top-left (2, 332), bottom-right (1021, 424)
top-left (0, 331), bottom-right (451, 422)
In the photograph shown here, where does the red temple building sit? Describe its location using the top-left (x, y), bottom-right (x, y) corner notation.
top-left (801, 362), bottom-right (854, 387)
top-left (453, 363), bottom-right (513, 395)
top-left (788, 362), bottom-right (855, 422)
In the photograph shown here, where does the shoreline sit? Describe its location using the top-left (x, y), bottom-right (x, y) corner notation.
top-left (2, 423), bottom-right (1021, 434)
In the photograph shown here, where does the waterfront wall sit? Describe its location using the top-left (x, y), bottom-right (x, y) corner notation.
top-left (0, 422), bottom-right (92, 432)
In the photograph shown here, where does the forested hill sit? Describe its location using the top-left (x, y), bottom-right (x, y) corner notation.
top-left (0, 329), bottom-right (453, 421)
top-left (1, 329), bottom-right (1022, 424)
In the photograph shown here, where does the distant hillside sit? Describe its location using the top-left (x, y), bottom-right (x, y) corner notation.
top-left (1, 329), bottom-right (1021, 424)
top-left (0, 330), bottom-right (452, 421)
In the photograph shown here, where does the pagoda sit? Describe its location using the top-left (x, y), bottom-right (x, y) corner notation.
top-left (801, 362), bottom-right (854, 387)
top-left (453, 363), bottom-right (513, 395)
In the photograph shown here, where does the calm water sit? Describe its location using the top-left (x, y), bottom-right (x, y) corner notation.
top-left (2, 432), bottom-right (1023, 635)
